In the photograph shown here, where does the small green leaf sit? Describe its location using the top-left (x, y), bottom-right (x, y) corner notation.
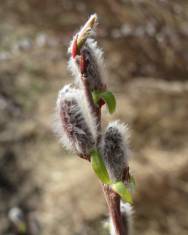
top-left (90, 149), bottom-right (111, 185)
top-left (92, 90), bottom-right (100, 105)
top-left (112, 181), bottom-right (133, 204)
top-left (100, 91), bottom-right (116, 114)
top-left (92, 90), bottom-right (116, 114)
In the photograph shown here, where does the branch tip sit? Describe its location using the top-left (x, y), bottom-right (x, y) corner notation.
top-left (77, 14), bottom-right (98, 51)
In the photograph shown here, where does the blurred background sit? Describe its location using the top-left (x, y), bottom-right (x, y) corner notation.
top-left (0, 0), bottom-right (188, 234)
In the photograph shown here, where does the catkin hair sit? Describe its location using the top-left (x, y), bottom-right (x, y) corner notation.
top-left (55, 85), bottom-right (96, 156)
top-left (101, 120), bottom-right (130, 181)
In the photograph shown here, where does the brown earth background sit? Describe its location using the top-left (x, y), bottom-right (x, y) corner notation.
top-left (0, 0), bottom-right (188, 234)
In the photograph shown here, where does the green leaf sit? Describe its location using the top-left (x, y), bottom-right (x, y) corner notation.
top-left (101, 91), bottom-right (116, 114)
top-left (92, 90), bottom-right (100, 105)
top-left (112, 181), bottom-right (133, 204)
top-left (90, 149), bottom-right (111, 185)
top-left (92, 90), bottom-right (116, 114)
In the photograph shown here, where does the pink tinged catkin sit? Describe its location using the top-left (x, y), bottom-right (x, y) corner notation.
top-left (101, 121), bottom-right (130, 182)
top-left (68, 16), bottom-right (106, 91)
top-left (55, 85), bottom-right (96, 157)
top-left (79, 39), bottom-right (106, 91)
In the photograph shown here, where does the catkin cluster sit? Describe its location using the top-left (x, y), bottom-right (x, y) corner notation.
top-left (54, 14), bottom-right (133, 235)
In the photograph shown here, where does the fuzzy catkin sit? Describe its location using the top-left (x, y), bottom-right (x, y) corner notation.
top-left (55, 85), bottom-right (96, 157)
top-left (68, 33), bottom-right (106, 91)
top-left (8, 207), bottom-right (24, 225)
top-left (101, 121), bottom-right (129, 181)
top-left (79, 39), bottom-right (106, 91)
top-left (60, 99), bottom-right (95, 155)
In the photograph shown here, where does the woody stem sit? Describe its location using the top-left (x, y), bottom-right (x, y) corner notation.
top-left (103, 185), bottom-right (127, 235)
top-left (79, 40), bottom-right (127, 235)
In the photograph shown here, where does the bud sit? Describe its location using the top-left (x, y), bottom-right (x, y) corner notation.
top-left (8, 207), bottom-right (24, 225)
top-left (8, 207), bottom-right (26, 233)
top-left (68, 14), bottom-right (106, 91)
top-left (55, 84), bottom-right (97, 157)
top-left (68, 14), bottom-right (97, 56)
top-left (101, 120), bottom-right (130, 181)
top-left (79, 38), bottom-right (106, 91)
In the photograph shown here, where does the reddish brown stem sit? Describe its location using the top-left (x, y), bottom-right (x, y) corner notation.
top-left (81, 74), bottom-right (102, 138)
top-left (81, 74), bottom-right (128, 234)
top-left (103, 185), bottom-right (127, 235)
